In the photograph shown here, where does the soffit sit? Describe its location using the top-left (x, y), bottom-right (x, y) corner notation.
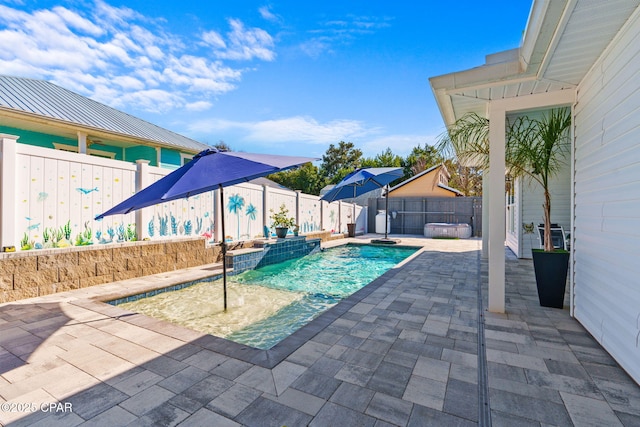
top-left (540, 0), bottom-right (640, 84)
top-left (430, 0), bottom-right (640, 125)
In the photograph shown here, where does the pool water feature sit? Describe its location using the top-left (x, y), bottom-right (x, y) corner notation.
top-left (117, 244), bottom-right (418, 349)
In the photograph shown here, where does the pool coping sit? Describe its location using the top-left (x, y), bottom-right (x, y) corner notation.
top-left (81, 240), bottom-right (426, 369)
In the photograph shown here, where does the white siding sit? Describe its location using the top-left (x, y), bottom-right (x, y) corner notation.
top-left (574, 9), bottom-right (640, 384)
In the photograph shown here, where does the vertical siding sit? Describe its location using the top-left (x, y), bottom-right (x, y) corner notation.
top-left (574, 9), bottom-right (640, 384)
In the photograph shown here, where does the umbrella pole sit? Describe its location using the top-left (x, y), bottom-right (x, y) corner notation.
top-left (219, 184), bottom-right (227, 311)
top-left (384, 184), bottom-right (389, 239)
top-left (352, 187), bottom-right (356, 233)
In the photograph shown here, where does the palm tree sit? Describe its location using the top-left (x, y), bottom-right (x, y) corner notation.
top-left (438, 107), bottom-right (571, 252)
top-left (509, 108), bottom-right (571, 251)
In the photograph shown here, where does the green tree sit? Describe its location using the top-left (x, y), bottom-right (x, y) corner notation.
top-left (214, 140), bottom-right (232, 151)
top-left (320, 141), bottom-right (362, 184)
top-left (438, 109), bottom-right (571, 251)
top-left (443, 159), bottom-right (483, 196)
top-left (361, 147), bottom-right (403, 168)
top-left (360, 147), bottom-right (405, 187)
top-left (268, 163), bottom-right (325, 195)
top-left (404, 144), bottom-right (442, 177)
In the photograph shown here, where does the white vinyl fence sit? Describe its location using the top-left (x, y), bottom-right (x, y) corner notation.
top-left (0, 135), bottom-right (363, 251)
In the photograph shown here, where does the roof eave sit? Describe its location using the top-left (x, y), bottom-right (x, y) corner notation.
top-left (429, 0), bottom-right (570, 126)
top-left (429, 51), bottom-right (524, 125)
top-left (0, 106), bottom-right (204, 154)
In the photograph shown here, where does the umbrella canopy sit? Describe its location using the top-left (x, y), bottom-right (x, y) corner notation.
top-left (320, 167), bottom-right (403, 203)
top-left (96, 149), bottom-right (315, 218)
top-left (320, 167), bottom-right (403, 239)
top-left (96, 148), bottom-right (317, 310)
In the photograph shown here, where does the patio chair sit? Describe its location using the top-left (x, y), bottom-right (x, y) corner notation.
top-left (537, 224), bottom-right (568, 251)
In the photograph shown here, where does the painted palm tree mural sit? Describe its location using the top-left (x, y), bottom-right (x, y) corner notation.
top-left (227, 193), bottom-right (245, 240)
top-left (329, 209), bottom-right (337, 233)
top-left (245, 203), bottom-right (257, 238)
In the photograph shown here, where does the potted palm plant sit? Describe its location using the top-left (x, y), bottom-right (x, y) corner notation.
top-left (439, 107), bottom-right (571, 308)
top-left (270, 204), bottom-right (296, 238)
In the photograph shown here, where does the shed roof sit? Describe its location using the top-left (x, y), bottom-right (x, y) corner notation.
top-left (0, 75), bottom-right (209, 153)
top-left (389, 164), bottom-right (440, 192)
top-left (389, 164), bottom-right (463, 197)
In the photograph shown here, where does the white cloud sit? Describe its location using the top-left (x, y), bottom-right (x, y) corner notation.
top-left (93, 0), bottom-right (141, 27)
top-left (185, 101), bottom-right (212, 111)
top-left (53, 6), bottom-right (103, 36)
top-left (259, 6), bottom-right (281, 24)
top-left (186, 115), bottom-right (436, 157)
top-left (201, 30), bottom-right (226, 49)
top-left (0, 2), bottom-right (275, 114)
top-left (214, 18), bottom-right (275, 61)
top-left (112, 75), bottom-right (145, 91)
top-left (299, 14), bottom-right (391, 58)
top-left (188, 115), bottom-right (374, 145)
top-left (357, 133), bottom-right (439, 157)
top-left (247, 116), bottom-right (371, 143)
top-left (119, 89), bottom-right (184, 113)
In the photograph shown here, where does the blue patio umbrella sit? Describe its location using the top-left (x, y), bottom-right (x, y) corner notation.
top-left (96, 148), bottom-right (317, 310)
top-left (320, 167), bottom-right (403, 239)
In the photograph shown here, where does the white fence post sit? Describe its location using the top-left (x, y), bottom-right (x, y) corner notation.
top-left (295, 190), bottom-right (301, 229)
top-left (0, 134), bottom-right (19, 250)
top-left (263, 184), bottom-right (270, 237)
top-left (135, 160), bottom-right (152, 240)
top-left (77, 131), bottom-right (88, 154)
top-left (214, 188), bottom-right (222, 243)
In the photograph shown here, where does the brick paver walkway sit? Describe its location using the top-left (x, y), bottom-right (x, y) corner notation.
top-left (1, 237), bottom-right (638, 426)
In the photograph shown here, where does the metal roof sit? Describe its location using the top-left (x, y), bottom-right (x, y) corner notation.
top-left (0, 75), bottom-right (209, 153)
top-left (430, 0), bottom-right (640, 125)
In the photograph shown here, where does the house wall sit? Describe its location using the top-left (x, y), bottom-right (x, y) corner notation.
top-left (160, 148), bottom-right (185, 168)
top-left (0, 125), bottom-right (82, 151)
top-left (125, 145), bottom-right (158, 166)
top-left (573, 8), bottom-right (640, 384)
top-left (389, 170), bottom-right (456, 198)
top-left (0, 125), bottom-right (186, 164)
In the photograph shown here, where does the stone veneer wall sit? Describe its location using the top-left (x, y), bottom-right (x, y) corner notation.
top-left (0, 233), bottom-right (344, 303)
top-left (0, 237), bottom-right (257, 303)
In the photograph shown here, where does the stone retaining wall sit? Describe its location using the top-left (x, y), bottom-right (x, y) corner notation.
top-left (0, 238), bottom-right (254, 303)
top-left (0, 233), bottom-right (343, 303)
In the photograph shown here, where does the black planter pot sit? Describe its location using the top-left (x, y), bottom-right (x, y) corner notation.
top-left (347, 223), bottom-right (356, 237)
top-left (275, 227), bottom-right (288, 238)
top-left (531, 249), bottom-right (570, 308)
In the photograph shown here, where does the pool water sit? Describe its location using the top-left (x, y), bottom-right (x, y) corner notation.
top-left (118, 244), bottom-right (417, 349)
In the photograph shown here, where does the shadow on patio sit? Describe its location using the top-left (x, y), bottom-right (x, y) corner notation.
top-left (1, 239), bottom-right (638, 426)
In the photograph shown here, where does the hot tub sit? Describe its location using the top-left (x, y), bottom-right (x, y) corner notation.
top-left (424, 223), bottom-right (471, 239)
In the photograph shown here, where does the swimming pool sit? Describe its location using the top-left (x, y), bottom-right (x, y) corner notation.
top-left (116, 243), bottom-right (418, 349)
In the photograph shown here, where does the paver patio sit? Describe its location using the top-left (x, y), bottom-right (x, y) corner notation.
top-left (1, 236), bottom-right (638, 426)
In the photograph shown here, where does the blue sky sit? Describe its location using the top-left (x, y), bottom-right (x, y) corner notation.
top-left (0, 0), bottom-right (531, 158)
